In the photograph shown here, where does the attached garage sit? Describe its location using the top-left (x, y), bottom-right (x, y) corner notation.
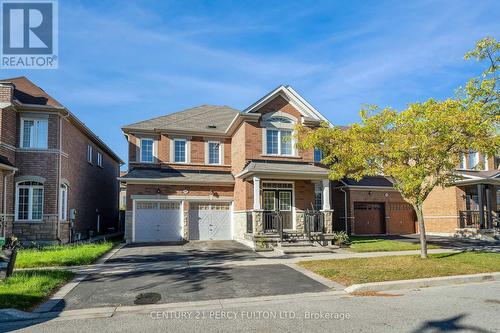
top-left (353, 202), bottom-right (385, 235)
top-left (189, 202), bottom-right (232, 240)
top-left (134, 201), bottom-right (182, 242)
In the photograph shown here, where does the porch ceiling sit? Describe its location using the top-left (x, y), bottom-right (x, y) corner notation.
top-left (236, 160), bottom-right (329, 180)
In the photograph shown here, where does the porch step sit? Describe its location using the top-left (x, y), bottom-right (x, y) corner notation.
top-left (279, 241), bottom-right (314, 247)
top-left (274, 245), bottom-right (335, 255)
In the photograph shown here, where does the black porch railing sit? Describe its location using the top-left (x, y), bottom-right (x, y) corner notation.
top-left (458, 210), bottom-right (500, 229)
top-left (459, 210), bottom-right (481, 229)
top-left (305, 210), bottom-right (324, 236)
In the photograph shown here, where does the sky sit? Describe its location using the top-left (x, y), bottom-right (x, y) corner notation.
top-left (2, 0), bottom-right (499, 167)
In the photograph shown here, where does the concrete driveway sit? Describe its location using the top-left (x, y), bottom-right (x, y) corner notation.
top-left (55, 241), bottom-right (329, 310)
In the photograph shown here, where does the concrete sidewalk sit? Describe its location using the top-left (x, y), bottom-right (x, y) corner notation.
top-left (14, 248), bottom-right (459, 274)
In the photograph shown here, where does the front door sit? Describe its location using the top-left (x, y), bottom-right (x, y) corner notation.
top-left (263, 190), bottom-right (293, 230)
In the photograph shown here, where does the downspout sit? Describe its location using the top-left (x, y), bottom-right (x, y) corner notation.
top-left (339, 187), bottom-right (348, 233)
top-left (2, 169), bottom-right (16, 238)
top-left (57, 110), bottom-right (71, 242)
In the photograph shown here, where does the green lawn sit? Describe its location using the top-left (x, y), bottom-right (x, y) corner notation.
top-left (15, 241), bottom-right (115, 268)
top-left (348, 236), bottom-right (440, 252)
top-left (0, 270), bottom-right (74, 311)
top-left (299, 252), bottom-right (500, 286)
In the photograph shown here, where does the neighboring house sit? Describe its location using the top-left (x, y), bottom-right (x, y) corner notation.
top-left (0, 77), bottom-right (123, 243)
top-left (120, 86), bottom-right (337, 243)
top-left (422, 151), bottom-right (499, 236)
top-left (331, 176), bottom-right (417, 235)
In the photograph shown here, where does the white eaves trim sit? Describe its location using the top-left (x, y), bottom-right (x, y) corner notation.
top-left (244, 85), bottom-right (331, 125)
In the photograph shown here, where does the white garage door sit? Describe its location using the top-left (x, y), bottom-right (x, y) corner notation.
top-left (134, 201), bottom-right (182, 242)
top-left (189, 202), bottom-right (232, 240)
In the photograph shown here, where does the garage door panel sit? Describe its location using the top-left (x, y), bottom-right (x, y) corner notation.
top-left (135, 201), bottom-right (182, 242)
top-left (354, 202), bottom-right (385, 235)
top-left (189, 202), bottom-right (231, 240)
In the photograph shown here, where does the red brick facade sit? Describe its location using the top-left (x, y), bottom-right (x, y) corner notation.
top-left (0, 77), bottom-right (122, 243)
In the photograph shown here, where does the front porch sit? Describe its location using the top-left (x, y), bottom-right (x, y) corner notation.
top-left (235, 162), bottom-right (333, 249)
top-left (456, 182), bottom-right (500, 239)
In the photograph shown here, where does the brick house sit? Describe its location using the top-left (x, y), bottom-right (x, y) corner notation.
top-left (120, 86), bottom-right (338, 244)
top-left (0, 77), bottom-right (123, 243)
top-left (421, 152), bottom-right (499, 237)
top-left (331, 177), bottom-right (417, 236)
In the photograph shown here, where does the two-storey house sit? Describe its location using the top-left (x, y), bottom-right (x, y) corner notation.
top-left (120, 86), bottom-right (335, 244)
top-left (422, 151), bottom-right (499, 237)
top-left (0, 77), bottom-right (123, 243)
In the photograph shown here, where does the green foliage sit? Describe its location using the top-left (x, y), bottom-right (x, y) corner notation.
top-left (0, 270), bottom-right (74, 310)
top-left (299, 252), bottom-right (500, 286)
top-left (348, 236), bottom-right (440, 252)
top-left (15, 241), bottom-right (115, 268)
top-left (332, 231), bottom-right (350, 246)
top-left (296, 37), bottom-right (500, 258)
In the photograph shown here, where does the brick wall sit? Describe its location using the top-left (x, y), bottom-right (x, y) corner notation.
top-left (126, 184), bottom-right (234, 209)
top-left (61, 117), bottom-right (120, 236)
top-left (0, 84), bottom-right (13, 104)
top-left (333, 188), bottom-right (416, 235)
top-left (421, 185), bottom-right (463, 234)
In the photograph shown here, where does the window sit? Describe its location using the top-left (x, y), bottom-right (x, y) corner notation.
top-left (59, 184), bottom-right (68, 221)
top-left (459, 153), bottom-right (466, 169)
top-left (266, 129), bottom-right (294, 156)
top-left (140, 139), bottom-right (154, 163)
top-left (208, 141), bottom-right (221, 165)
top-left (279, 191), bottom-right (292, 211)
top-left (174, 139), bottom-right (187, 163)
top-left (263, 191), bottom-right (275, 210)
top-left (16, 181), bottom-right (44, 221)
top-left (97, 152), bottom-right (103, 167)
top-left (314, 147), bottom-right (323, 163)
top-left (87, 145), bottom-right (93, 163)
top-left (314, 183), bottom-right (323, 211)
top-left (20, 118), bottom-right (48, 148)
top-left (482, 154), bottom-right (488, 171)
top-left (468, 150), bottom-right (479, 169)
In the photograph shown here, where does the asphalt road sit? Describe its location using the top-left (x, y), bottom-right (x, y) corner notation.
top-left (5, 281), bottom-right (500, 333)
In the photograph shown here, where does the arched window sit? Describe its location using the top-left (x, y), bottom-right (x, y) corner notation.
top-left (262, 113), bottom-right (297, 156)
top-left (59, 184), bottom-right (68, 221)
top-left (16, 181), bottom-right (44, 221)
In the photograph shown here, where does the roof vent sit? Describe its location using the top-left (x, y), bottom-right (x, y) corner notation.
top-left (207, 124), bottom-right (217, 129)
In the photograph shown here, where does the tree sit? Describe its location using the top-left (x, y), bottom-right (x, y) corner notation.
top-left (297, 37), bottom-right (500, 258)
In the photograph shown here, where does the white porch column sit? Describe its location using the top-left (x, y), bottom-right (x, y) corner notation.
top-left (322, 179), bottom-right (331, 210)
top-left (253, 176), bottom-right (261, 210)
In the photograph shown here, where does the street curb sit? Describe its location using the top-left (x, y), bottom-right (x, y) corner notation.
top-left (345, 271), bottom-right (500, 293)
top-left (284, 263), bottom-right (346, 290)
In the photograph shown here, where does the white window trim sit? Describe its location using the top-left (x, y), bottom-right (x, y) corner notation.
top-left (482, 154), bottom-right (489, 171)
top-left (468, 150), bottom-right (479, 170)
top-left (264, 128), bottom-right (296, 157)
top-left (15, 182), bottom-right (44, 222)
top-left (139, 138), bottom-right (155, 163)
top-left (97, 152), bottom-right (103, 167)
top-left (172, 138), bottom-right (189, 164)
top-left (87, 145), bottom-right (93, 164)
top-left (206, 140), bottom-right (223, 165)
top-left (19, 117), bottom-right (48, 149)
top-left (59, 184), bottom-right (68, 221)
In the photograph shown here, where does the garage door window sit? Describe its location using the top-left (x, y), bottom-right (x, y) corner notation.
top-left (160, 202), bottom-right (180, 210)
top-left (137, 202), bottom-right (157, 209)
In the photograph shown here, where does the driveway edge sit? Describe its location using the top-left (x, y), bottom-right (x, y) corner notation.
top-left (32, 242), bottom-right (126, 313)
top-left (345, 271), bottom-right (500, 293)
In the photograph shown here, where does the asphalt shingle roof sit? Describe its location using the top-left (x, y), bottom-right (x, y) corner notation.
top-left (122, 168), bottom-right (234, 184)
top-left (122, 105), bottom-right (241, 133)
top-left (341, 176), bottom-right (395, 187)
top-left (240, 160), bottom-right (329, 177)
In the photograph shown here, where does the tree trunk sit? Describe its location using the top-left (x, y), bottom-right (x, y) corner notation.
top-left (415, 203), bottom-right (428, 259)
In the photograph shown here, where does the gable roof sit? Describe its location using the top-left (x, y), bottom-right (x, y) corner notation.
top-left (1, 76), bottom-right (63, 108)
top-left (0, 76), bottom-right (123, 164)
top-left (339, 176), bottom-right (395, 188)
top-left (122, 105), bottom-right (241, 134)
top-left (244, 85), bottom-right (330, 124)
